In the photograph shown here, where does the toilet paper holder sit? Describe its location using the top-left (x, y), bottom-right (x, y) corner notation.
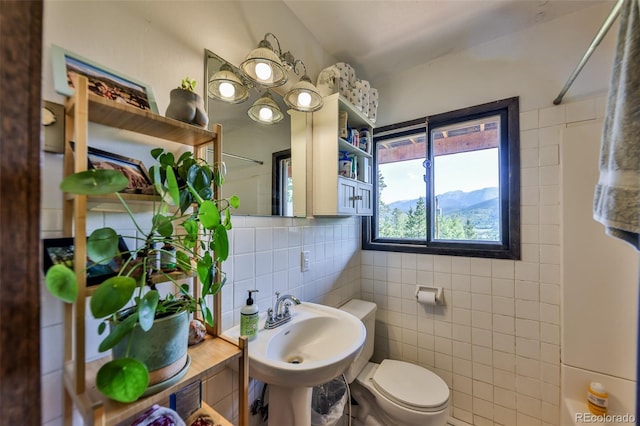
top-left (415, 285), bottom-right (444, 305)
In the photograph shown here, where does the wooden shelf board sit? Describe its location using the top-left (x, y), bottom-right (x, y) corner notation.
top-left (83, 271), bottom-right (194, 297)
top-left (187, 401), bottom-right (234, 426)
top-left (149, 270), bottom-right (195, 284)
top-left (64, 335), bottom-right (241, 426)
top-left (65, 192), bottom-right (160, 203)
top-left (67, 93), bottom-right (217, 146)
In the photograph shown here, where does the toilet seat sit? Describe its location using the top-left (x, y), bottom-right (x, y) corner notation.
top-left (371, 359), bottom-right (449, 412)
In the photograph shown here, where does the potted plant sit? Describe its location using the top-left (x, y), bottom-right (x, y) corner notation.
top-left (45, 147), bottom-right (239, 403)
top-left (165, 77), bottom-right (209, 128)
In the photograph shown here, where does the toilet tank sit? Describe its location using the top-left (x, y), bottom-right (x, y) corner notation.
top-left (339, 299), bottom-right (377, 383)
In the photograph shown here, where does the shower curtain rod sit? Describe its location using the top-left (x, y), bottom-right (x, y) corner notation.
top-left (205, 147), bottom-right (265, 165)
top-left (553, 0), bottom-right (624, 105)
top-left (223, 152), bottom-right (264, 165)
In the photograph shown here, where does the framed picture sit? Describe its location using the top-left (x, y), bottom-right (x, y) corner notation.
top-left (85, 146), bottom-right (156, 195)
top-left (42, 100), bottom-right (65, 153)
top-left (51, 44), bottom-right (158, 113)
top-left (42, 237), bottom-right (130, 286)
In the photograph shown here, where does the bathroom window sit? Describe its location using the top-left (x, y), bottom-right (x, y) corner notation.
top-left (272, 149), bottom-right (293, 216)
top-left (363, 97), bottom-right (520, 259)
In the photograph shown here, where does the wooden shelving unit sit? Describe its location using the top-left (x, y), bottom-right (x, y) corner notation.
top-left (61, 76), bottom-right (248, 426)
top-left (64, 336), bottom-right (241, 425)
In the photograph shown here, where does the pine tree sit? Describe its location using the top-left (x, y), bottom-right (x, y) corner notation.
top-left (438, 215), bottom-right (465, 239)
top-left (463, 219), bottom-right (477, 240)
top-left (377, 170), bottom-right (393, 237)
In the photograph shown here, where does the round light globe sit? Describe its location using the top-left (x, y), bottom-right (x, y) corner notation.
top-left (297, 91), bottom-right (312, 107)
top-left (255, 63), bottom-right (273, 81)
top-left (219, 82), bottom-right (235, 99)
top-left (259, 107), bottom-right (273, 122)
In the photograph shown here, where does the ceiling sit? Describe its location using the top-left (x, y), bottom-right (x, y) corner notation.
top-left (283, 0), bottom-right (607, 81)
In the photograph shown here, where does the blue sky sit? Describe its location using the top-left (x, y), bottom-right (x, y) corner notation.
top-left (379, 148), bottom-right (499, 204)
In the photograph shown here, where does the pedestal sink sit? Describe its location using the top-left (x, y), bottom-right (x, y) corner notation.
top-left (223, 302), bottom-right (366, 426)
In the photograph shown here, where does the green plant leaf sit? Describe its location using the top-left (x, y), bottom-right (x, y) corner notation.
top-left (60, 169), bottom-right (128, 195)
top-left (96, 358), bottom-right (149, 403)
top-left (199, 200), bottom-right (220, 229)
top-left (90, 276), bottom-right (137, 318)
top-left (214, 165), bottom-right (225, 187)
top-left (200, 300), bottom-right (214, 327)
top-left (197, 252), bottom-right (213, 285)
top-left (152, 164), bottom-right (165, 196)
top-left (178, 157), bottom-right (196, 183)
top-left (177, 151), bottom-right (193, 165)
top-left (159, 152), bottom-right (175, 168)
top-left (213, 224), bottom-right (229, 261)
top-left (153, 214), bottom-right (173, 238)
top-left (201, 266), bottom-right (213, 296)
top-left (176, 250), bottom-right (191, 271)
top-left (197, 264), bottom-right (210, 288)
top-left (138, 290), bottom-right (159, 332)
top-left (224, 209), bottom-right (232, 230)
top-left (198, 186), bottom-right (213, 201)
top-left (98, 311), bottom-right (138, 352)
top-left (229, 195), bottom-right (240, 209)
top-left (183, 219), bottom-right (198, 240)
top-left (189, 163), bottom-right (212, 191)
top-left (179, 191), bottom-right (193, 214)
top-left (45, 264), bottom-right (78, 303)
top-left (165, 166), bottom-right (180, 206)
top-left (211, 276), bottom-right (227, 294)
top-left (178, 283), bottom-right (190, 297)
top-left (187, 164), bottom-right (203, 188)
top-left (98, 321), bottom-right (107, 335)
top-left (150, 148), bottom-right (164, 159)
top-left (87, 228), bottom-right (119, 265)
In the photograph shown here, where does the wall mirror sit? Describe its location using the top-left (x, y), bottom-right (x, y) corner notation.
top-left (204, 49), bottom-right (307, 217)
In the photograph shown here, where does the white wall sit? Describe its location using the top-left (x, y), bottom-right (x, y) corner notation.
top-left (374, 3), bottom-right (616, 125)
top-left (362, 3), bottom-right (633, 426)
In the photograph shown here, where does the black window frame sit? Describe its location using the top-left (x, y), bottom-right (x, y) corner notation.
top-left (272, 149), bottom-right (292, 216)
top-left (363, 97), bottom-right (520, 259)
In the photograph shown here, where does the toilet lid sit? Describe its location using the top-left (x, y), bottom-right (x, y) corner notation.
top-left (371, 359), bottom-right (449, 411)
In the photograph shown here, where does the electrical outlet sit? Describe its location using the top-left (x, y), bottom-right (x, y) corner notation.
top-left (301, 250), bottom-right (310, 272)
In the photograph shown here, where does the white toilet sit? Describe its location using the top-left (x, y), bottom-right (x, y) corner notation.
top-left (340, 299), bottom-right (450, 426)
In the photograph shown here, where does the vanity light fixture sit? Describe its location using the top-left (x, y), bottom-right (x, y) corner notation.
top-left (240, 33), bottom-right (289, 87)
top-left (284, 60), bottom-right (323, 113)
top-left (247, 91), bottom-right (284, 124)
top-left (208, 63), bottom-right (250, 104)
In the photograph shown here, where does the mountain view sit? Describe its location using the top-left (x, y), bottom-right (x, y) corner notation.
top-left (380, 187), bottom-right (500, 240)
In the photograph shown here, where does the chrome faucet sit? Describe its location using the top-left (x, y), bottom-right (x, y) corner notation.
top-left (265, 292), bottom-right (302, 329)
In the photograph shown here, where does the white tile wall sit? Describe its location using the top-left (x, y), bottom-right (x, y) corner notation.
top-left (359, 96), bottom-right (611, 426)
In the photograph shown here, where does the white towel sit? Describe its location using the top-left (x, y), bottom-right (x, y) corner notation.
top-left (593, 0), bottom-right (640, 251)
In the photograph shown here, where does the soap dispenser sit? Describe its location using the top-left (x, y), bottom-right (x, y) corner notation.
top-left (240, 290), bottom-right (259, 340)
